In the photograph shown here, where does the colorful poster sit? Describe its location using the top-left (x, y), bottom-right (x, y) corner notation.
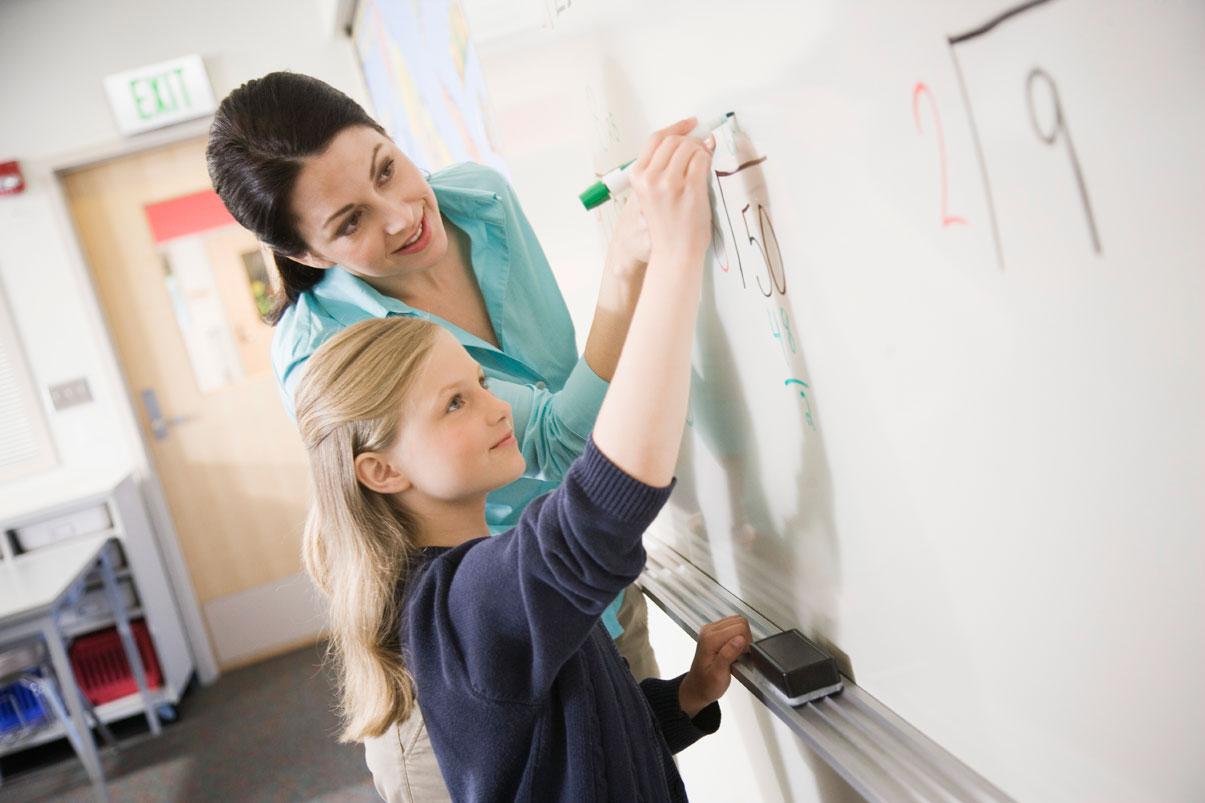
top-left (353, 0), bottom-right (507, 175)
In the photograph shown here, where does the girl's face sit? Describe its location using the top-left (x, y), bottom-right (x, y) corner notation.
top-left (289, 125), bottom-right (449, 278)
top-left (384, 331), bottom-right (525, 507)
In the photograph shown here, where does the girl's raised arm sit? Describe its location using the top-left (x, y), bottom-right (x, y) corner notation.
top-left (591, 117), bottom-right (715, 486)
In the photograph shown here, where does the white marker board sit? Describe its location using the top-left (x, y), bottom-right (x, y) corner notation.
top-left (474, 1), bottom-right (1204, 799)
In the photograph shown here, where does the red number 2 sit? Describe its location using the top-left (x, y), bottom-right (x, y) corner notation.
top-left (913, 82), bottom-right (967, 227)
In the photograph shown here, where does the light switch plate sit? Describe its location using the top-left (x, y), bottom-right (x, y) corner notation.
top-left (49, 377), bottom-right (93, 410)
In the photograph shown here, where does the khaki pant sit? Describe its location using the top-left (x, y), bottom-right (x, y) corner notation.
top-left (363, 704), bottom-right (450, 803)
top-left (613, 583), bottom-right (659, 681)
top-left (363, 585), bottom-right (658, 802)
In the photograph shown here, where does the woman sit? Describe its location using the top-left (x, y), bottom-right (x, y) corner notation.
top-left (206, 72), bottom-right (670, 798)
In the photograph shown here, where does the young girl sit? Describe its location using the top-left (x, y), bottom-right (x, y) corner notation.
top-left (296, 121), bottom-right (751, 800)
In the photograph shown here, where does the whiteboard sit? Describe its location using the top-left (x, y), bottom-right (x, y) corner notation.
top-left (475, 1), bottom-right (1204, 799)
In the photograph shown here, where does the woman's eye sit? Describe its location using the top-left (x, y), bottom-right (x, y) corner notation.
top-left (379, 158), bottom-right (394, 183)
top-left (338, 209), bottom-right (362, 237)
top-left (446, 393), bottom-right (464, 413)
top-left (479, 376), bottom-right (489, 389)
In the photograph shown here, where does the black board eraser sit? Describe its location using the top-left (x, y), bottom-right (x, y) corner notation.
top-left (750, 629), bottom-right (843, 706)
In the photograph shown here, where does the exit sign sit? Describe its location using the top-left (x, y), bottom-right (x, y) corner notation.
top-left (103, 55), bottom-right (216, 136)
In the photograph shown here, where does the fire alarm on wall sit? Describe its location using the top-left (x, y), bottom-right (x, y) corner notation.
top-left (0, 161), bottom-right (25, 195)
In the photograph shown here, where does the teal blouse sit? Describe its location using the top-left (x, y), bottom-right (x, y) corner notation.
top-left (272, 162), bottom-right (625, 636)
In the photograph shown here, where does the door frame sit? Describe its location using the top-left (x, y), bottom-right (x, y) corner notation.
top-left (41, 117), bottom-right (224, 684)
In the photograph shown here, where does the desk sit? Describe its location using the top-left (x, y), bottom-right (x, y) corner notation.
top-left (0, 534), bottom-right (161, 802)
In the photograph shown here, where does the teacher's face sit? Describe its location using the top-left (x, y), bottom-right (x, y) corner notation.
top-left (289, 125), bottom-right (449, 278)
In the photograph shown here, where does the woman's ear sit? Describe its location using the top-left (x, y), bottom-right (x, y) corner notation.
top-left (289, 251), bottom-right (337, 270)
top-left (354, 451), bottom-right (412, 494)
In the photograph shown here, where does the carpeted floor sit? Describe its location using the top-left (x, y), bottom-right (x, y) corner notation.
top-left (0, 643), bottom-right (379, 802)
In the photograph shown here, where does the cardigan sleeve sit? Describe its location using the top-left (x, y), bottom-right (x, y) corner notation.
top-left (639, 674), bottom-right (722, 754)
top-left (404, 439), bottom-right (672, 704)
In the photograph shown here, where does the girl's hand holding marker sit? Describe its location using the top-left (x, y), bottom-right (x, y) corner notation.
top-left (628, 116), bottom-right (717, 267)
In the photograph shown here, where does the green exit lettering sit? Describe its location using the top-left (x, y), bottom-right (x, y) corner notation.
top-left (129, 67), bottom-right (192, 120)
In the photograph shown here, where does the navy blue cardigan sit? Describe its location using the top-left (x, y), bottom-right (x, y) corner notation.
top-left (401, 439), bottom-right (720, 801)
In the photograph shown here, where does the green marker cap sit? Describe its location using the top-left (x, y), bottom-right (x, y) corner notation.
top-left (578, 181), bottom-right (611, 211)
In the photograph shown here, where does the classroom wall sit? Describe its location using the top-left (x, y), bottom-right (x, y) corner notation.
top-left (0, 0), bottom-right (365, 475)
top-left (0, 0), bottom-right (367, 680)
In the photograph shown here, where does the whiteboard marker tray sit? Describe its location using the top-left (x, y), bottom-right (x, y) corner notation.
top-left (639, 537), bottom-right (1015, 803)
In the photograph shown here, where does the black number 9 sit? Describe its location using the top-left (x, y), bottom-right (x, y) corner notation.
top-left (1025, 67), bottom-right (1102, 254)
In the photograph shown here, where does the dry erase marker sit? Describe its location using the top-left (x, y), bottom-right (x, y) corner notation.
top-left (578, 113), bottom-right (735, 210)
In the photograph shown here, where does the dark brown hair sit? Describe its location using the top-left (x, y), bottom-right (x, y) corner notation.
top-left (206, 72), bottom-right (386, 324)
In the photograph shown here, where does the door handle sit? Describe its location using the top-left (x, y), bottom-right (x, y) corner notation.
top-left (140, 388), bottom-right (195, 441)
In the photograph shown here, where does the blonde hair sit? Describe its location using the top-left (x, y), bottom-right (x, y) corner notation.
top-left (295, 316), bottom-right (441, 742)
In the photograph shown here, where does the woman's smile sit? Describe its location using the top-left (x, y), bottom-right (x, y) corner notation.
top-left (393, 211), bottom-right (432, 255)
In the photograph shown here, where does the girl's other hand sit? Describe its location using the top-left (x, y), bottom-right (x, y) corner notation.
top-left (628, 117), bottom-right (715, 267)
top-left (677, 614), bottom-right (753, 718)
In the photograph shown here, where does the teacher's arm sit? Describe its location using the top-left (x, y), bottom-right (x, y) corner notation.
top-left (487, 363), bottom-right (606, 482)
top-left (580, 194), bottom-right (649, 382)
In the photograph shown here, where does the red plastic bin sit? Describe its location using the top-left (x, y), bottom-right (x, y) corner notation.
top-left (68, 619), bottom-right (163, 706)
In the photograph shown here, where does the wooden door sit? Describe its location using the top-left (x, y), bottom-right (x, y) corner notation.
top-left (62, 138), bottom-right (319, 669)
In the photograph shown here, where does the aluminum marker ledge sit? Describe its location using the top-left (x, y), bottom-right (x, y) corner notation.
top-left (638, 537), bottom-right (1016, 803)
